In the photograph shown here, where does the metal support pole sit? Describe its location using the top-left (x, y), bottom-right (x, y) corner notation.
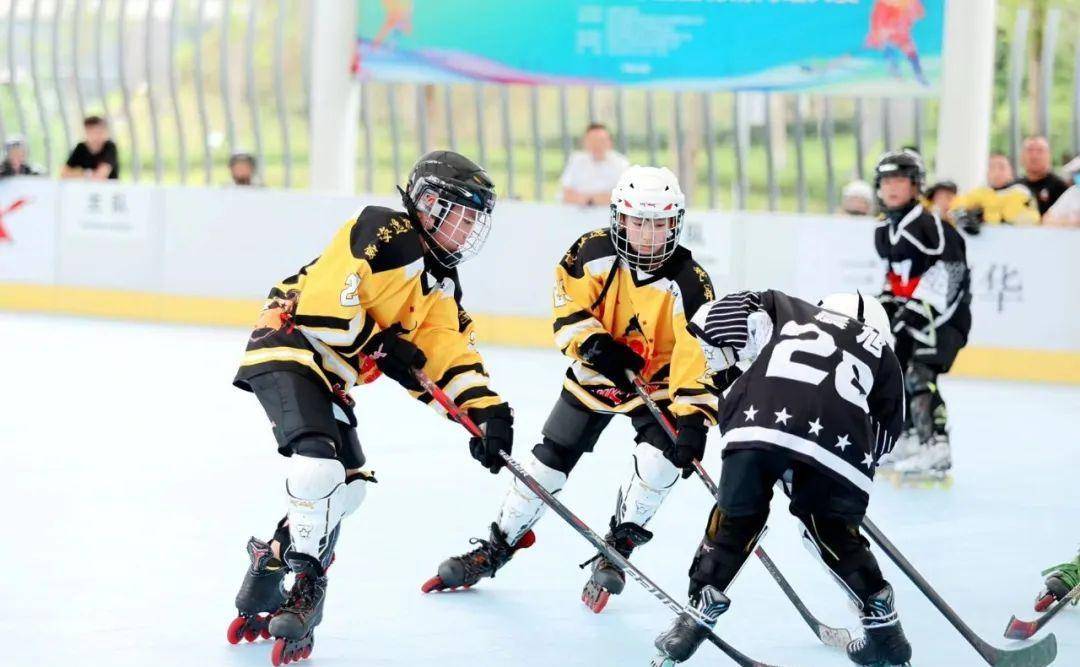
top-left (823, 96), bottom-right (836, 213)
top-left (764, 92), bottom-right (778, 211)
top-left (702, 93), bottom-right (716, 210)
top-left (1007, 9), bottom-right (1030, 172)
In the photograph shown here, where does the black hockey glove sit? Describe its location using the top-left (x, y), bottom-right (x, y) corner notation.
top-left (953, 208), bottom-right (983, 236)
top-left (363, 326), bottom-right (427, 391)
top-left (666, 413), bottom-right (708, 479)
top-left (891, 299), bottom-right (934, 338)
top-left (579, 334), bottom-right (645, 392)
top-left (469, 403), bottom-right (514, 474)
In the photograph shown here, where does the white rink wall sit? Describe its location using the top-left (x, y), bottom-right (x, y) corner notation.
top-left (1, 177), bottom-right (1078, 381)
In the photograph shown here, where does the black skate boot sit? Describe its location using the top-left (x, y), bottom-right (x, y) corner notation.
top-left (846, 585), bottom-right (912, 666)
top-left (422, 523), bottom-right (535, 593)
top-left (651, 585), bottom-right (729, 665)
top-left (268, 553), bottom-right (327, 666)
top-left (580, 519), bottom-right (653, 612)
top-left (1035, 549), bottom-right (1080, 612)
top-left (226, 537), bottom-right (288, 645)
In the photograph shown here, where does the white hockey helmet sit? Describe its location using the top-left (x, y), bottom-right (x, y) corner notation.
top-left (818, 292), bottom-right (895, 349)
top-left (609, 165), bottom-right (686, 272)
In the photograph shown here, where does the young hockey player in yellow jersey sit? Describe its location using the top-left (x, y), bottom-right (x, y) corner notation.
top-left (423, 166), bottom-right (718, 613)
top-left (226, 151), bottom-right (513, 666)
top-left (950, 153), bottom-right (1041, 233)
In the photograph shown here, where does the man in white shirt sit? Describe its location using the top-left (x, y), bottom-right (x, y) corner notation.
top-left (560, 123), bottom-right (629, 206)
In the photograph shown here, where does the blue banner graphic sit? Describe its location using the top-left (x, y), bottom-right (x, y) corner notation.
top-left (356, 0), bottom-right (945, 94)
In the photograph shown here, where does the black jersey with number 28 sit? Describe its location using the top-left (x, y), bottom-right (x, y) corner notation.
top-left (688, 290), bottom-right (906, 497)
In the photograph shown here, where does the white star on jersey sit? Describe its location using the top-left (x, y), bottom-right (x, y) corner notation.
top-left (808, 418), bottom-right (823, 436)
top-left (862, 452), bottom-right (875, 469)
top-left (743, 405), bottom-right (758, 422)
top-left (774, 408), bottom-right (791, 425)
top-left (835, 434), bottom-right (851, 452)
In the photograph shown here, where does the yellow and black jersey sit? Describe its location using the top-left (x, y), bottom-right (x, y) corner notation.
top-left (552, 228), bottom-right (719, 424)
top-left (950, 183), bottom-right (1040, 226)
top-left (234, 205), bottom-right (504, 421)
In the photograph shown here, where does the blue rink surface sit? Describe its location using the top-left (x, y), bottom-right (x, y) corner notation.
top-left (1, 313), bottom-right (1076, 667)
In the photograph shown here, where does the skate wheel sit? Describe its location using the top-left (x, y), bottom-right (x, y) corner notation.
top-left (260, 626), bottom-right (272, 640)
top-left (244, 626), bottom-right (259, 642)
top-left (583, 587), bottom-right (610, 613)
top-left (227, 616), bottom-right (247, 645)
top-left (421, 575), bottom-right (445, 593)
top-left (302, 646), bottom-right (313, 659)
top-left (271, 638), bottom-right (287, 666)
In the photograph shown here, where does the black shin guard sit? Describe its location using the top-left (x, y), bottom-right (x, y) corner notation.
top-left (800, 513), bottom-right (885, 606)
top-left (688, 506), bottom-right (769, 597)
top-left (906, 363), bottom-right (946, 443)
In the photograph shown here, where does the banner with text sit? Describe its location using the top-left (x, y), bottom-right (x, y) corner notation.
top-left (356, 0), bottom-right (944, 94)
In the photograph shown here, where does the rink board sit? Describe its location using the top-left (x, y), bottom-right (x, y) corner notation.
top-left (1, 177), bottom-right (1077, 382)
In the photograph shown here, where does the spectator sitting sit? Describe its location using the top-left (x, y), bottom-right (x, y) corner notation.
top-left (925, 180), bottom-right (958, 221)
top-left (1044, 161), bottom-right (1080, 228)
top-left (949, 153), bottom-right (1040, 234)
top-left (61, 116), bottom-right (119, 180)
top-left (229, 151), bottom-right (260, 187)
top-left (560, 122), bottom-right (628, 206)
top-left (1018, 136), bottom-right (1068, 216)
top-left (0, 136), bottom-right (44, 177)
top-left (840, 179), bottom-right (875, 215)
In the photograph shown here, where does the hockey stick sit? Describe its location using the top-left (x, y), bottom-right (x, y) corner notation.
top-left (860, 517), bottom-right (1058, 667)
top-left (1004, 583), bottom-right (1080, 640)
top-left (415, 369), bottom-right (782, 667)
top-left (626, 372), bottom-right (854, 649)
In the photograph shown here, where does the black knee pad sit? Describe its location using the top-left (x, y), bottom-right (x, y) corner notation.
top-left (800, 513), bottom-right (884, 604)
top-left (532, 437), bottom-right (585, 475)
top-left (290, 435), bottom-right (337, 460)
top-left (688, 506), bottom-right (768, 595)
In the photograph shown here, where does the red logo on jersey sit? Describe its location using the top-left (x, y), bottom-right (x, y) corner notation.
top-left (886, 272), bottom-right (919, 299)
top-left (0, 197), bottom-right (31, 242)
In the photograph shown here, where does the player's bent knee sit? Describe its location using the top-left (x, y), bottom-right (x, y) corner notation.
top-left (532, 438), bottom-right (584, 476)
top-left (287, 454), bottom-right (346, 500)
top-left (633, 441), bottom-right (679, 490)
top-left (342, 471), bottom-right (374, 518)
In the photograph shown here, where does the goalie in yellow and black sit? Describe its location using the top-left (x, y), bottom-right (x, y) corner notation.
top-left (224, 151), bottom-right (514, 663)
top-left (424, 166), bottom-right (719, 614)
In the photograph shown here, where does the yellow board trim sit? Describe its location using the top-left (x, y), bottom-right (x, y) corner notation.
top-left (2, 282), bottom-right (1078, 384)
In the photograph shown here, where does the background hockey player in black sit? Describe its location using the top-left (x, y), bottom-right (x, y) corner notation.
top-left (653, 291), bottom-right (911, 667)
top-left (226, 151), bottom-right (513, 665)
top-left (872, 150), bottom-right (971, 476)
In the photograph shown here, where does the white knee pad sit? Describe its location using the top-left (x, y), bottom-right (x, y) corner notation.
top-left (342, 472), bottom-right (372, 518)
top-left (496, 454), bottom-right (567, 546)
top-left (286, 456), bottom-right (348, 559)
top-left (616, 442), bottom-right (680, 527)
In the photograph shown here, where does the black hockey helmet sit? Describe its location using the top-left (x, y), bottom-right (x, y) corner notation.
top-left (874, 149), bottom-right (926, 191)
top-left (924, 179), bottom-right (958, 199)
top-left (400, 150), bottom-right (497, 268)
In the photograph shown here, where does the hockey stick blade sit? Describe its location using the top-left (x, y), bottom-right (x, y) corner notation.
top-left (417, 370), bottom-right (782, 667)
top-left (753, 546), bottom-right (853, 649)
top-left (1004, 583), bottom-right (1080, 641)
top-left (862, 517), bottom-right (1058, 667)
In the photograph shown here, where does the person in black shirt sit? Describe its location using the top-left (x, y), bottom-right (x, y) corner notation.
top-left (652, 290), bottom-right (912, 667)
top-left (1019, 136), bottom-right (1069, 216)
top-left (0, 136), bottom-right (44, 177)
top-left (61, 116), bottom-right (119, 180)
top-left (872, 150), bottom-right (971, 478)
